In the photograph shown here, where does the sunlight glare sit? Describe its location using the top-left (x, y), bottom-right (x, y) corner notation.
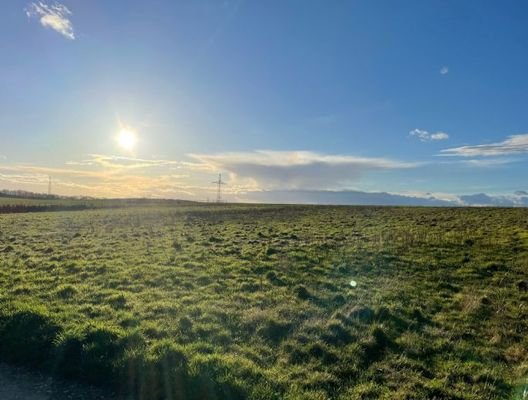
top-left (117, 128), bottom-right (137, 151)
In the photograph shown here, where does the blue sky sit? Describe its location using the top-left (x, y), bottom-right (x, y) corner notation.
top-left (1, 0), bottom-right (528, 205)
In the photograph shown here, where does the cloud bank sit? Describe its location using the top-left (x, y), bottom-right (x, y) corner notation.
top-left (242, 190), bottom-right (454, 206)
top-left (1, 151), bottom-right (527, 207)
top-left (190, 150), bottom-right (416, 190)
top-left (25, 1), bottom-right (75, 40)
top-left (458, 192), bottom-right (528, 207)
top-left (242, 190), bottom-right (528, 207)
top-left (441, 134), bottom-right (528, 157)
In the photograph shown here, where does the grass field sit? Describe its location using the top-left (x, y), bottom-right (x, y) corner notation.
top-left (0, 204), bottom-right (527, 399)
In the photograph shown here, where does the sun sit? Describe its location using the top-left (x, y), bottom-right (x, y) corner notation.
top-left (117, 128), bottom-right (137, 151)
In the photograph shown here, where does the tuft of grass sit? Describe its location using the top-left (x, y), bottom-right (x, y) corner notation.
top-left (55, 284), bottom-right (78, 299)
top-left (0, 303), bottom-right (60, 367)
top-left (294, 285), bottom-right (311, 300)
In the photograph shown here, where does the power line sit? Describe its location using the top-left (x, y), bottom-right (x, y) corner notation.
top-left (212, 173), bottom-right (226, 203)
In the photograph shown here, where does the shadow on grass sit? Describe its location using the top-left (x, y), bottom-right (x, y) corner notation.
top-left (0, 302), bottom-right (268, 400)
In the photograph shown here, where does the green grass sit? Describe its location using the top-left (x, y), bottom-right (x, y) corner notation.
top-left (0, 204), bottom-right (527, 399)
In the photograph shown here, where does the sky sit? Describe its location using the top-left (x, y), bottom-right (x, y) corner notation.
top-left (1, 0), bottom-right (528, 206)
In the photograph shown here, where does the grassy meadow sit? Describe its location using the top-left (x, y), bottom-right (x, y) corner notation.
top-left (0, 203), bottom-right (527, 399)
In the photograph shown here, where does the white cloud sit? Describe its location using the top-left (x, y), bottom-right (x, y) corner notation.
top-left (0, 172), bottom-right (49, 185)
top-left (238, 189), bottom-right (528, 207)
top-left (0, 158), bottom-right (206, 199)
top-left (397, 190), bottom-right (462, 203)
top-left (431, 132), bottom-right (449, 140)
top-left (2, 153), bottom-right (528, 206)
top-left (440, 66), bottom-right (449, 75)
top-left (241, 189), bottom-right (454, 206)
top-left (458, 192), bottom-right (528, 207)
top-left (440, 134), bottom-right (528, 157)
top-left (189, 150), bottom-right (417, 190)
top-left (410, 129), bottom-right (449, 142)
top-left (461, 158), bottom-right (517, 167)
top-left (25, 1), bottom-right (75, 40)
top-left (83, 154), bottom-right (183, 170)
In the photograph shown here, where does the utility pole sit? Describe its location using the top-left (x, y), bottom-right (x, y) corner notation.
top-left (48, 176), bottom-right (52, 196)
top-left (212, 173), bottom-right (225, 203)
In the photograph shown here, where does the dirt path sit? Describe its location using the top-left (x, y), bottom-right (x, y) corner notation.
top-left (0, 363), bottom-right (114, 400)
